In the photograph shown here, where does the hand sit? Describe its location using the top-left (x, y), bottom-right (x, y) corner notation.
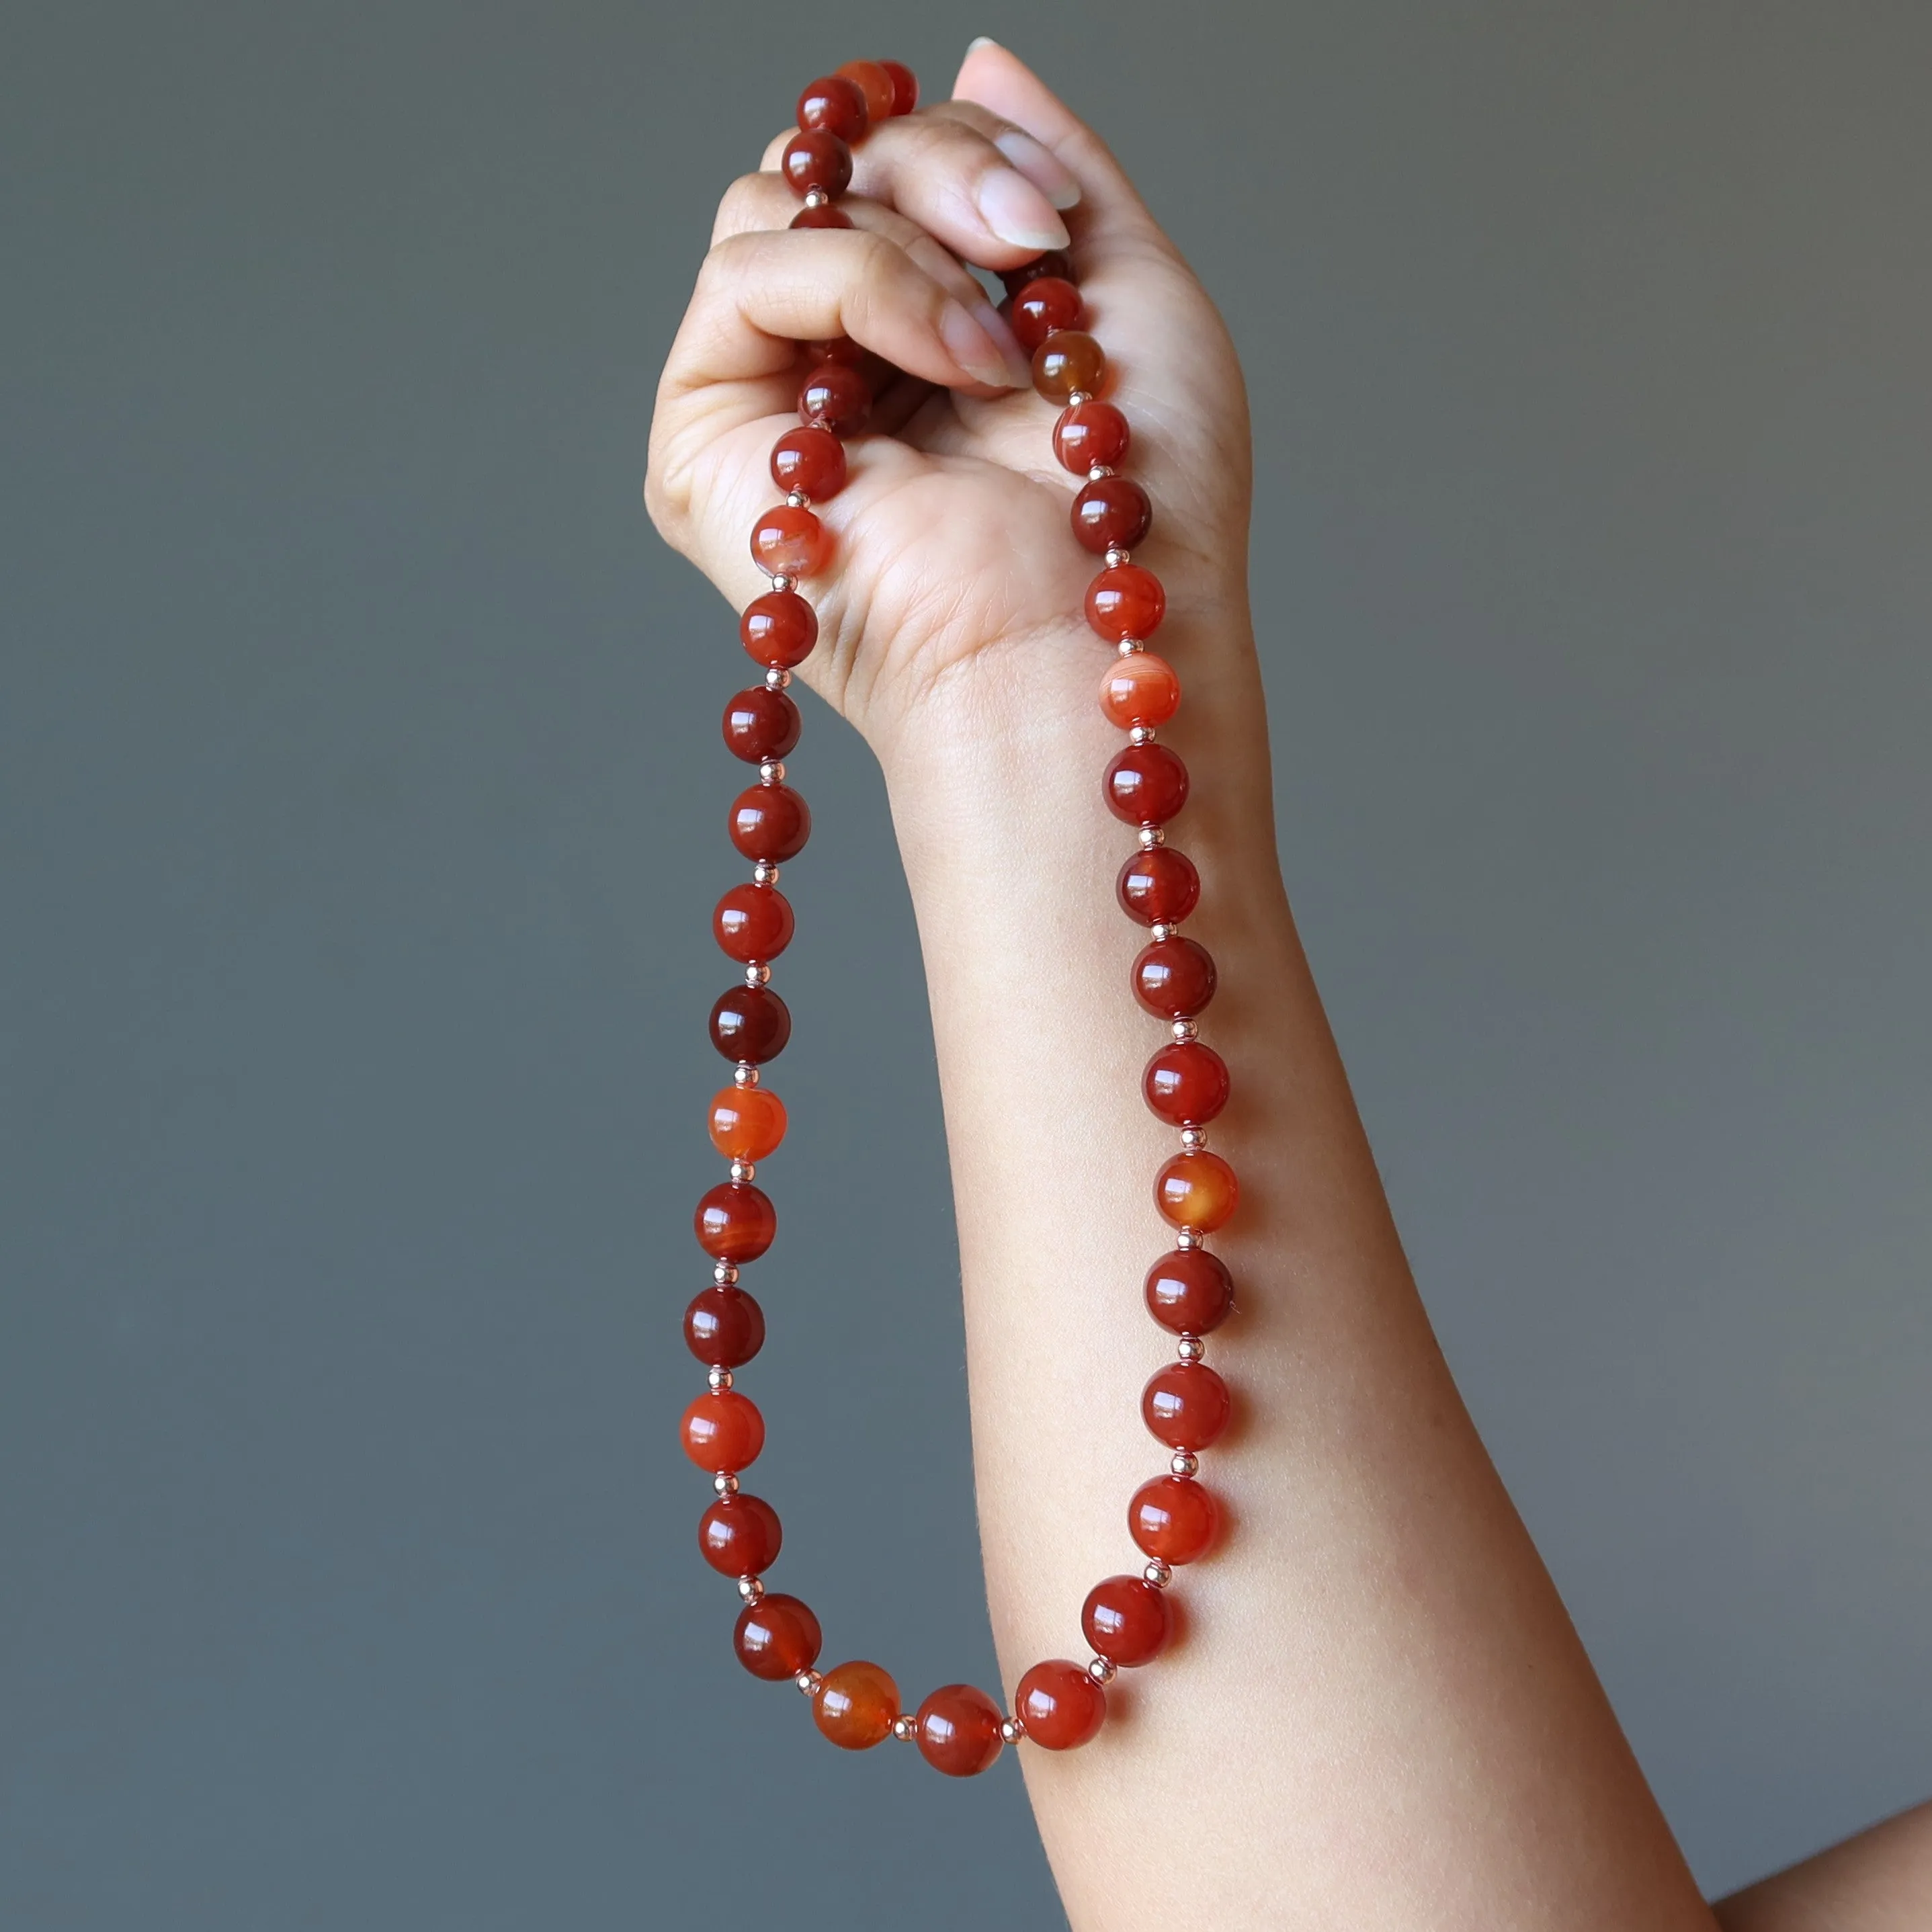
top-left (644, 41), bottom-right (1255, 774)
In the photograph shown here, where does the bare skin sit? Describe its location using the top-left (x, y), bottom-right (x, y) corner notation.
top-left (648, 37), bottom-right (1924, 1930)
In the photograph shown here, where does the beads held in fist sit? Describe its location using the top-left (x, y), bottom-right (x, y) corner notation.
top-left (798, 361), bottom-right (870, 438)
top-left (769, 425), bottom-right (847, 500)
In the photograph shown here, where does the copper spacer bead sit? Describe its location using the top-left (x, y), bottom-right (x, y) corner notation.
top-left (758, 759), bottom-right (786, 786)
top-left (999, 1717), bottom-right (1026, 1745)
top-left (802, 188), bottom-right (828, 210)
top-left (1105, 546), bottom-right (1130, 569)
top-left (1143, 1558), bottom-right (1173, 1589)
top-left (1180, 1128), bottom-right (1206, 1152)
top-left (709, 1366), bottom-right (733, 1392)
top-left (713, 1260), bottom-right (739, 1285)
top-left (1087, 1656), bottom-right (1118, 1685)
top-left (785, 489), bottom-right (808, 509)
top-left (1171, 1019), bottom-right (1198, 1041)
top-left (1177, 1334), bottom-right (1206, 1362)
top-left (763, 667), bottom-right (791, 690)
top-left (1175, 1228), bottom-right (1201, 1249)
top-left (743, 962), bottom-right (770, 988)
top-left (1087, 463), bottom-right (1114, 481)
top-left (753, 860), bottom-right (780, 884)
top-left (1138, 827), bottom-right (1165, 849)
top-left (1150, 921), bottom-right (1175, 943)
top-left (713, 1470), bottom-right (739, 1495)
top-left (891, 1714), bottom-right (917, 1742)
top-left (739, 1574), bottom-right (765, 1603)
top-left (1129, 724), bottom-right (1156, 746)
top-left (1117, 636), bottom-right (1143, 655)
top-left (733, 1062), bottom-right (760, 1087)
top-left (728, 1160), bottom-right (755, 1184)
top-left (1171, 1451), bottom-right (1200, 1478)
top-left (796, 1668), bottom-right (825, 1695)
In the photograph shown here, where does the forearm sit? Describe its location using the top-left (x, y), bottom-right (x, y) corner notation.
top-left (882, 610), bottom-right (1716, 1928)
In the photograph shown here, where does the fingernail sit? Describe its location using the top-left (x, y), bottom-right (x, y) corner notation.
top-left (975, 166), bottom-right (1071, 251)
top-left (993, 130), bottom-right (1080, 210)
top-left (941, 299), bottom-right (1019, 388)
top-left (970, 299), bottom-right (1034, 387)
top-left (967, 36), bottom-right (1000, 53)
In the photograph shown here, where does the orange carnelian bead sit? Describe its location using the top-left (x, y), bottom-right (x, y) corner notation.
top-left (1073, 475), bottom-right (1152, 554)
top-left (734, 1592), bottom-right (823, 1680)
top-left (835, 60), bottom-right (897, 124)
top-left (915, 1684), bottom-right (1005, 1777)
top-left (790, 203), bottom-right (853, 230)
top-left (694, 1180), bottom-right (777, 1261)
top-left (1144, 1040), bottom-right (1230, 1126)
top-left (1133, 936), bottom-right (1217, 1018)
top-left (684, 1284), bottom-right (765, 1366)
top-left (1129, 1474), bottom-right (1220, 1564)
top-left (1032, 329), bottom-right (1106, 403)
top-left (750, 505), bottom-right (831, 579)
top-left (1086, 562), bottom-right (1166, 642)
top-left (739, 589), bottom-right (817, 668)
top-left (1156, 1149), bottom-right (1239, 1232)
top-left (878, 59), bottom-right (919, 115)
top-left (698, 1491), bottom-right (782, 1576)
top-left (1009, 276), bottom-right (1082, 351)
top-left (796, 73), bottom-right (868, 142)
top-left (1104, 743), bottom-right (1189, 826)
top-left (680, 1390), bottom-right (765, 1472)
top-left (1081, 1574), bottom-right (1171, 1667)
top-left (728, 783), bottom-right (811, 863)
top-left (1054, 399), bottom-right (1130, 472)
top-left (1144, 1247), bottom-right (1234, 1335)
top-left (722, 685), bottom-right (800, 763)
top-left (708, 1084), bottom-right (787, 1161)
top-left (713, 882), bottom-right (794, 963)
top-left (1100, 651), bottom-right (1180, 728)
top-left (1015, 1660), bottom-right (1105, 1751)
top-left (814, 1659), bottom-right (899, 1749)
top-left (780, 130), bottom-right (853, 199)
top-left (1117, 847), bottom-right (1200, 926)
top-left (1142, 1360), bottom-right (1232, 1450)
top-left (709, 984), bottom-right (790, 1062)
top-left (770, 425), bottom-right (847, 500)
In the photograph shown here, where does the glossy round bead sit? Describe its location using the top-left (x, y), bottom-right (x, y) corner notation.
top-left (1009, 276), bottom-right (1082, 351)
top-left (1143, 1041), bottom-right (1230, 1126)
top-left (835, 58), bottom-right (897, 123)
top-left (1081, 1574), bottom-right (1173, 1667)
top-left (708, 1084), bottom-right (788, 1162)
top-left (684, 1285), bottom-right (767, 1367)
top-left (878, 59), bottom-right (919, 115)
top-left (915, 1684), bottom-right (1005, 1777)
top-left (709, 984), bottom-right (791, 1062)
top-left (1032, 330), bottom-right (1106, 403)
top-left (796, 73), bottom-right (868, 141)
top-left (1129, 1474), bottom-right (1220, 1564)
top-left (1144, 1248), bottom-right (1234, 1335)
top-left (813, 1659), bottom-right (899, 1750)
top-left (750, 505), bottom-right (831, 580)
top-left (694, 1181), bottom-right (777, 1262)
top-left (798, 360), bottom-right (871, 438)
top-left (1132, 937), bottom-right (1217, 1018)
top-left (1117, 847), bottom-right (1200, 927)
top-left (804, 334), bottom-right (866, 368)
top-left (698, 1491), bottom-right (782, 1577)
top-left (728, 782), bottom-right (811, 863)
top-left (769, 425), bottom-right (847, 501)
top-left (1073, 475), bottom-right (1152, 555)
top-left (734, 1591), bottom-right (823, 1681)
top-left (1155, 1149), bottom-right (1239, 1232)
top-left (680, 1390), bottom-right (765, 1472)
top-left (780, 130), bottom-right (853, 200)
top-left (739, 589), bottom-right (817, 669)
top-left (1104, 743), bottom-right (1189, 826)
top-left (1099, 650), bottom-right (1179, 728)
top-left (790, 203), bottom-right (853, 230)
top-left (1000, 249), bottom-right (1073, 296)
top-left (1053, 398), bottom-right (1130, 473)
top-left (1142, 1360), bottom-right (1233, 1450)
top-left (1085, 562), bottom-right (1166, 642)
top-left (713, 883), bottom-right (794, 964)
top-left (1013, 1660), bottom-right (1106, 1751)
top-left (721, 685), bottom-right (801, 763)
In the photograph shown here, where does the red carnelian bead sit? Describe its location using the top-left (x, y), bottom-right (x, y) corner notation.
top-left (814, 1659), bottom-right (898, 1750)
top-left (1105, 743), bottom-right (1189, 826)
top-left (804, 335), bottom-right (866, 368)
top-left (1054, 399), bottom-right (1130, 472)
top-left (770, 425), bottom-right (847, 501)
top-left (780, 130), bottom-right (853, 200)
top-left (1133, 937), bottom-right (1218, 1018)
top-left (1014, 1660), bottom-right (1106, 1751)
top-left (1129, 1474), bottom-right (1220, 1564)
top-left (879, 59), bottom-right (919, 115)
top-left (713, 883), bottom-right (795, 963)
top-left (835, 59), bottom-right (897, 124)
top-left (1009, 276), bottom-right (1083, 351)
top-left (1100, 651), bottom-right (1180, 728)
top-left (1073, 475), bottom-right (1152, 554)
top-left (694, 1181), bottom-right (777, 1262)
top-left (798, 360), bottom-right (871, 438)
top-left (1001, 249), bottom-right (1073, 295)
top-left (708, 1084), bottom-right (787, 1161)
top-left (709, 984), bottom-right (790, 1062)
top-left (790, 203), bottom-right (853, 230)
top-left (1081, 1574), bottom-right (1172, 1667)
top-left (1144, 1247), bottom-right (1234, 1335)
top-left (1117, 847), bottom-right (1200, 926)
top-left (680, 1390), bottom-right (765, 1472)
top-left (739, 589), bottom-right (817, 668)
top-left (722, 685), bottom-right (801, 763)
top-left (1144, 1040), bottom-right (1230, 1126)
top-left (1156, 1150), bottom-right (1240, 1232)
top-left (1142, 1360), bottom-right (1232, 1450)
top-left (750, 505), bottom-right (831, 580)
top-left (796, 73), bottom-right (868, 142)
top-left (734, 1592), bottom-right (823, 1681)
top-left (1033, 330), bottom-right (1107, 403)
top-left (1086, 562), bottom-right (1166, 642)
top-left (915, 1684), bottom-right (1005, 1777)
top-left (684, 1284), bottom-right (766, 1366)
top-left (698, 1492), bottom-right (782, 1577)
top-left (728, 783), bottom-right (811, 862)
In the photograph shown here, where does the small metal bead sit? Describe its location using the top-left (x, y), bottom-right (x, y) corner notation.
top-left (752, 859), bottom-right (780, 885)
top-left (739, 1574), bottom-right (765, 1604)
top-left (1150, 921), bottom-right (1175, 943)
top-left (713, 1470), bottom-right (739, 1496)
top-left (1137, 826), bottom-right (1165, 849)
top-left (802, 188), bottom-right (828, 210)
top-left (891, 1714), bottom-right (917, 1742)
top-left (1105, 546), bottom-right (1130, 569)
top-left (763, 666), bottom-right (791, 690)
top-left (733, 1062), bottom-right (759, 1088)
top-left (785, 489), bottom-right (808, 509)
top-left (713, 1260), bottom-right (739, 1286)
top-left (1067, 389), bottom-right (1091, 406)
top-left (708, 1366), bottom-right (733, 1393)
top-left (999, 1716), bottom-right (1026, 1745)
top-left (1171, 1451), bottom-right (1199, 1478)
top-left (1129, 724), bottom-right (1156, 746)
top-left (758, 759), bottom-right (785, 786)
top-left (1180, 1128), bottom-right (1207, 1152)
top-left (743, 962), bottom-right (771, 987)
top-left (728, 1160), bottom-right (755, 1184)
top-left (1177, 1333), bottom-right (1206, 1362)
top-left (769, 573), bottom-right (793, 593)
top-left (796, 1668), bottom-right (825, 1695)
top-left (1142, 1559), bottom-right (1173, 1589)
top-left (1171, 1019), bottom-right (1198, 1042)
top-left (1175, 1228), bottom-right (1201, 1249)
top-left (1086, 1656), bottom-right (1117, 1685)
top-left (1087, 463), bottom-right (1114, 482)
top-left (1116, 636), bottom-right (1144, 655)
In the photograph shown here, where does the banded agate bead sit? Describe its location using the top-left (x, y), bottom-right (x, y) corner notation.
top-left (814, 1659), bottom-right (898, 1749)
top-left (1155, 1149), bottom-right (1239, 1232)
top-left (680, 1390), bottom-right (765, 1472)
top-left (694, 1181), bottom-right (778, 1262)
top-left (750, 505), bottom-right (831, 579)
top-left (708, 1084), bottom-right (788, 1161)
top-left (915, 1683), bottom-right (1005, 1777)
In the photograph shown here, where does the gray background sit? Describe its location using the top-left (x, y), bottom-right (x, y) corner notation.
top-left (3, 1), bottom-right (1927, 1925)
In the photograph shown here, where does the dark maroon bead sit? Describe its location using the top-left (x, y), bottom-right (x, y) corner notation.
top-left (695, 1181), bottom-right (777, 1262)
top-left (798, 361), bottom-right (870, 438)
top-left (1133, 937), bottom-right (1217, 1019)
top-left (1000, 249), bottom-right (1073, 295)
top-left (796, 73), bottom-right (868, 142)
top-left (790, 204), bottom-right (854, 230)
top-left (728, 784), bottom-right (811, 862)
top-left (684, 1285), bottom-right (767, 1366)
top-left (710, 985), bottom-right (792, 1063)
top-left (1144, 1248), bottom-right (1235, 1335)
top-left (1104, 744), bottom-right (1189, 825)
top-left (1009, 276), bottom-right (1082, 351)
top-left (1144, 1040), bottom-right (1230, 1125)
top-left (722, 686), bottom-right (801, 763)
top-left (879, 59), bottom-right (919, 115)
top-left (781, 130), bottom-right (853, 199)
top-left (1117, 847), bottom-right (1200, 925)
top-left (698, 1492), bottom-right (782, 1577)
top-left (1073, 476), bottom-right (1152, 554)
